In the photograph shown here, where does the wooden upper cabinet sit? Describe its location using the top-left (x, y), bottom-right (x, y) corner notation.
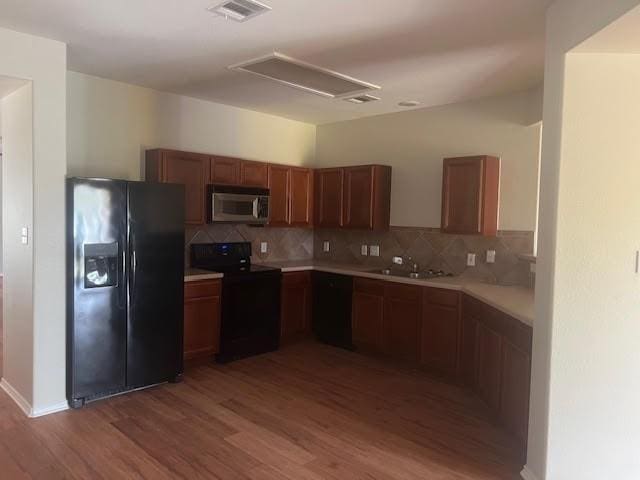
top-left (315, 168), bottom-right (344, 228)
top-left (145, 149), bottom-right (209, 225)
top-left (289, 167), bottom-right (313, 227)
top-left (343, 165), bottom-right (392, 231)
top-left (241, 160), bottom-right (269, 188)
top-left (441, 156), bottom-right (500, 236)
top-left (210, 156), bottom-right (241, 185)
top-left (268, 165), bottom-right (290, 227)
top-left (315, 165), bottom-right (391, 231)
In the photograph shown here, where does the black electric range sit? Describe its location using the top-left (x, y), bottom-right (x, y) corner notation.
top-left (191, 242), bottom-right (282, 363)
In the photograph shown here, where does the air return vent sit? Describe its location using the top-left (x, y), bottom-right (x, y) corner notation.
top-left (229, 53), bottom-right (381, 98)
top-left (208, 0), bottom-right (271, 22)
top-left (344, 94), bottom-right (380, 104)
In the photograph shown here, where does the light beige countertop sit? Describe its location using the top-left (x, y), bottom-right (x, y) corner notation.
top-left (184, 268), bottom-right (223, 282)
top-left (261, 260), bottom-right (535, 327)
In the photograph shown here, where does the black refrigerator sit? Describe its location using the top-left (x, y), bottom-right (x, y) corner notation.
top-left (66, 177), bottom-right (185, 408)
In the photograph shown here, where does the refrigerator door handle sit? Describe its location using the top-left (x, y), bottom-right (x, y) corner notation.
top-left (130, 246), bottom-right (137, 304)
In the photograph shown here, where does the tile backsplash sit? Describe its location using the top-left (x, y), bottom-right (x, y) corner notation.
top-left (314, 227), bottom-right (534, 287)
top-left (185, 224), bottom-right (314, 265)
top-left (185, 224), bottom-right (534, 287)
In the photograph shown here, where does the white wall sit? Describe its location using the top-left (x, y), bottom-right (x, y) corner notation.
top-left (0, 27), bottom-right (67, 416)
top-left (316, 89), bottom-right (542, 231)
top-left (1, 83), bottom-right (34, 402)
top-left (67, 72), bottom-right (316, 180)
top-left (526, 1), bottom-right (640, 479)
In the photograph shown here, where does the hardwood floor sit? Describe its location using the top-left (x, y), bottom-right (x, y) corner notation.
top-left (0, 341), bottom-right (523, 479)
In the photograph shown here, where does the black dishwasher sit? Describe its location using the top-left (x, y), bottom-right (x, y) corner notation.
top-left (312, 272), bottom-right (354, 350)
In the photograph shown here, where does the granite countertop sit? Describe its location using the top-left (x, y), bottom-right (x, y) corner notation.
top-left (261, 260), bottom-right (535, 327)
top-left (184, 268), bottom-right (223, 282)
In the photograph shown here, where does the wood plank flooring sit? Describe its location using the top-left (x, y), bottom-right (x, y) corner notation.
top-left (0, 340), bottom-right (523, 479)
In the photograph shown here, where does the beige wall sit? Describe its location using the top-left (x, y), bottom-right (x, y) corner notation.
top-left (0, 27), bottom-right (67, 416)
top-left (527, 1), bottom-right (640, 479)
top-left (1, 83), bottom-right (34, 403)
top-left (316, 89), bottom-right (542, 231)
top-left (67, 72), bottom-right (316, 180)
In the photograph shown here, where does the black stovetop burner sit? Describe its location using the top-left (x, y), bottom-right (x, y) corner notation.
top-left (190, 242), bottom-right (280, 276)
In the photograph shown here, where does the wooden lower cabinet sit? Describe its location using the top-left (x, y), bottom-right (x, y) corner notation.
top-left (352, 279), bottom-right (386, 353)
top-left (421, 303), bottom-right (460, 377)
top-left (476, 322), bottom-right (503, 412)
top-left (385, 284), bottom-right (422, 362)
top-left (500, 339), bottom-right (532, 444)
top-left (459, 313), bottom-right (479, 387)
top-left (183, 280), bottom-right (221, 361)
top-left (280, 271), bottom-right (312, 344)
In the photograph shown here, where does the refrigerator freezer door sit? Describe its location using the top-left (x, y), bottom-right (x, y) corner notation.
top-left (67, 178), bottom-right (128, 403)
top-left (126, 182), bottom-right (185, 388)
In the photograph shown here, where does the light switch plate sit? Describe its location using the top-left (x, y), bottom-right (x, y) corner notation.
top-left (21, 227), bottom-right (28, 237)
top-left (370, 245), bottom-right (380, 257)
top-left (323, 241), bottom-right (330, 252)
top-left (21, 236), bottom-right (28, 245)
top-left (467, 253), bottom-right (476, 267)
top-left (260, 242), bottom-right (268, 253)
top-left (486, 250), bottom-right (496, 264)
top-left (361, 245), bottom-right (368, 256)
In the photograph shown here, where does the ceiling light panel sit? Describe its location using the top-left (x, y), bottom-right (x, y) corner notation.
top-left (208, 0), bottom-right (271, 22)
top-left (230, 53), bottom-right (381, 98)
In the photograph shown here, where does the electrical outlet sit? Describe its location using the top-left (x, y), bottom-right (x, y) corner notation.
top-left (467, 253), bottom-right (477, 267)
top-left (323, 241), bottom-right (330, 252)
top-left (21, 236), bottom-right (28, 245)
top-left (260, 242), bottom-right (268, 253)
top-left (392, 256), bottom-right (403, 265)
top-left (369, 245), bottom-right (380, 257)
top-left (486, 250), bottom-right (496, 264)
top-left (361, 245), bottom-right (368, 256)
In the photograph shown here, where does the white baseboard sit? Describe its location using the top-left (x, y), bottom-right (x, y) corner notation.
top-left (0, 378), bottom-right (68, 417)
top-left (521, 465), bottom-right (541, 480)
top-left (31, 401), bottom-right (68, 417)
top-left (0, 378), bottom-right (32, 416)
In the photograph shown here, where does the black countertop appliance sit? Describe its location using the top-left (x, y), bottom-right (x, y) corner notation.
top-left (66, 177), bottom-right (185, 408)
top-left (190, 242), bottom-right (282, 362)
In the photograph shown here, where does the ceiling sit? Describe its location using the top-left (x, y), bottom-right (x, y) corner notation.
top-left (0, 0), bottom-right (551, 124)
top-left (574, 4), bottom-right (640, 53)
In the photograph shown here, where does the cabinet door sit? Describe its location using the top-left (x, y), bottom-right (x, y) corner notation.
top-left (162, 151), bottom-right (209, 225)
top-left (315, 168), bottom-right (344, 228)
top-left (281, 272), bottom-right (312, 344)
top-left (460, 314), bottom-right (479, 387)
top-left (441, 157), bottom-right (482, 234)
top-left (290, 168), bottom-right (313, 227)
top-left (241, 160), bottom-right (269, 188)
top-left (476, 322), bottom-right (503, 411)
top-left (421, 303), bottom-right (460, 376)
top-left (184, 295), bottom-right (221, 360)
top-left (211, 156), bottom-right (241, 185)
top-left (384, 284), bottom-right (421, 362)
top-left (352, 291), bottom-right (385, 353)
top-left (500, 339), bottom-right (531, 444)
top-left (268, 165), bottom-right (290, 226)
top-left (343, 166), bottom-right (373, 229)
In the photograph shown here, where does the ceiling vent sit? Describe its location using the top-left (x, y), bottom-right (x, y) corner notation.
top-left (229, 52), bottom-right (381, 98)
top-left (344, 94), bottom-right (380, 104)
top-left (208, 0), bottom-right (271, 22)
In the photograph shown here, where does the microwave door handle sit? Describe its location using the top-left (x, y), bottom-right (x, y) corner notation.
top-left (252, 198), bottom-right (259, 219)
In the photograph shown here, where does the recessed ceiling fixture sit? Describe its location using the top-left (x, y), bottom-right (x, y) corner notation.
top-left (398, 100), bottom-right (421, 107)
top-left (229, 52), bottom-right (381, 98)
top-left (344, 94), bottom-right (380, 104)
top-left (208, 0), bottom-right (271, 23)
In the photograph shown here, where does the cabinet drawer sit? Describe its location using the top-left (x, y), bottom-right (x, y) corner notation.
top-left (184, 280), bottom-right (221, 300)
top-left (282, 271), bottom-right (312, 286)
top-left (462, 294), bottom-right (484, 319)
top-left (384, 283), bottom-right (421, 302)
top-left (354, 277), bottom-right (385, 296)
top-left (425, 288), bottom-right (460, 308)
